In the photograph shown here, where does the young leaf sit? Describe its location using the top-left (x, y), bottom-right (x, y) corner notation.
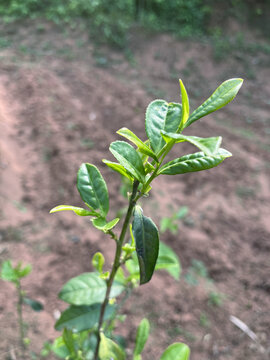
top-left (55, 304), bottom-right (115, 332)
top-left (179, 80), bottom-right (189, 129)
top-left (62, 328), bottom-right (76, 357)
top-left (50, 205), bottom-right (97, 217)
top-left (117, 127), bottom-right (158, 162)
top-left (132, 206), bottom-right (159, 285)
top-left (160, 343), bottom-right (190, 360)
top-left (23, 297), bottom-right (44, 312)
top-left (161, 132), bottom-right (222, 156)
top-left (158, 149), bottom-right (232, 175)
top-left (92, 217), bottom-right (120, 232)
top-left (77, 163), bottom-right (109, 217)
top-left (16, 263), bottom-right (32, 278)
top-left (59, 273), bottom-right (124, 306)
top-left (92, 252), bottom-right (105, 273)
top-left (99, 333), bottom-right (126, 360)
top-left (155, 241), bottom-right (181, 280)
top-left (110, 141), bottom-right (146, 183)
top-left (145, 100), bottom-right (182, 154)
top-left (1, 260), bottom-right (18, 283)
top-left (134, 318), bottom-right (150, 357)
top-left (185, 78), bottom-right (243, 128)
top-left (102, 160), bottom-right (133, 181)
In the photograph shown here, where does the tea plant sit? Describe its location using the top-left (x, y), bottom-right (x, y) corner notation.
top-left (0, 260), bottom-right (43, 356)
top-left (50, 78), bottom-right (243, 359)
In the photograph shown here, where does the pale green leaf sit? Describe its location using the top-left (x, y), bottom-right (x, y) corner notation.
top-left (134, 318), bottom-right (150, 356)
top-left (160, 343), bottom-right (190, 360)
top-left (161, 132), bottom-right (222, 156)
top-left (179, 79), bottom-right (189, 129)
top-left (102, 160), bottom-right (133, 181)
top-left (99, 333), bottom-right (126, 360)
top-left (92, 218), bottom-right (120, 232)
top-left (92, 252), bottom-right (105, 273)
top-left (50, 205), bottom-right (97, 216)
top-left (117, 127), bottom-right (158, 162)
top-left (185, 78), bottom-right (243, 128)
top-left (156, 241), bottom-right (181, 280)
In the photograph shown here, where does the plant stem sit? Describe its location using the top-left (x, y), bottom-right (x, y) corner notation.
top-left (94, 180), bottom-right (140, 360)
top-left (17, 282), bottom-right (25, 353)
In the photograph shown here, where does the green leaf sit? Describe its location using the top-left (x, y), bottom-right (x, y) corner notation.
top-left (23, 297), bottom-right (44, 312)
top-left (145, 100), bottom-right (182, 154)
top-left (52, 336), bottom-right (70, 359)
top-left (92, 217), bottom-right (120, 232)
top-left (55, 304), bottom-right (115, 332)
top-left (102, 160), bottom-right (133, 181)
top-left (1, 260), bottom-right (18, 283)
top-left (59, 272), bottom-right (124, 306)
top-left (62, 328), bottom-right (76, 356)
top-left (179, 80), bottom-right (189, 129)
top-left (77, 163), bottom-right (109, 217)
top-left (16, 263), bottom-right (32, 278)
top-left (92, 252), bottom-right (105, 273)
top-left (158, 149), bottom-right (232, 175)
top-left (160, 343), bottom-right (190, 360)
top-left (117, 127), bottom-right (158, 162)
top-left (156, 242), bottom-right (181, 280)
top-left (49, 205), bottom-right (97, 217)
top-left (161, 132), bottom-right (222, 156)
top-left (99, 333), bottom-right (126, 360)
top-left (110, 141), bottom-right (145, 183)
top-left (132, 206), bottom-right (159, 285)
top-left (185, 78), bottom-right (243, 128)
top-left (134, 318), bottom-right (150, 356)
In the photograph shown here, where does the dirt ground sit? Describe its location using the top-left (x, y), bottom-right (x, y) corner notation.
top-left (0, 20), bottom-right (270, 360)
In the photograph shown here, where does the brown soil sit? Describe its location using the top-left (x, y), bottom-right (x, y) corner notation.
top-left (0, 21), bottom-right (270, 360)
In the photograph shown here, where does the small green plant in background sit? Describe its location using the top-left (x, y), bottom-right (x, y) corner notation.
top-left (0, 260), bottom-right (43, 356)
top-left (49, 78), bottom-right (242, 359)
top-left (160, 206), bottom-right (188, 235)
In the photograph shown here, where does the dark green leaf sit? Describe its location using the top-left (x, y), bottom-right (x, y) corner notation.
top-left (156, 242), bottom-right (181, 280)
top-left (185, 78), bottom-right (243, 128)
top-left (50, 205), bottom-right (97, 217)
top-left (99, 333), bottom-right (126, 360)
top-left (117, 127), bottom-right (158, 162)
top-left (132, 206), bottom-right (159, 285)
top-left (55, 304), bottom-right (115, 332)
top-left (110, 141), bottom-right (145, 183)
top-left (158, 149), bottom-right (232, 175)
top-left (161, 132), bottom-right (222, 156)
top-left (77, 163), bottom-right (109, 217)
top-left (134, 318), bottom-right (150, 356)
top-left (145, 100), bottom-right (182, 154)
top-left (23, 297), bottom-right (44, 312)
top-left (59, 272), bottom-right (124, 306)
top-left (102, 160), bottom-right (133, 181)
top-left (160, 343), bottom-right (190, 360)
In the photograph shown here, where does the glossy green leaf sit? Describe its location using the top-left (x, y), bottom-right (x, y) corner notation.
top-left (160, 343), bottom-right (190, 360)
top-left (92, 252), bottom-right (105, 273)
top-left (55, 304), bottom-right (115, 332)
top-left (134, 318), bottom-right (150, 356)
top-left (156, 241), bottom-right (181, 280)
top-left (158, 149), bottom-right (232, 175)
top-left (23, 297), bottom-right (44, 312)
top-left (110, 141), bottom-right (146, 183)
top-left (132, 206), bottom-right (159, 285)
top-left (99, 333), bottom-right (126, 360)
top-left (117, 127), bottom-right (158, 162)
top-left (145, 100), bottom-right (182, 154)
top-left (179, 80), bottom-right (189, 129)
top-left (185, 78), bottom-right (243, 128)
top-left (92, 217), bottom-right (120, 232)
top-left (59, 272), bottom-right (124, 306)
top-left (161, 132), bottom-right (222, 156)
top-left (102, 160), bottom-right (133, 181)
top-left (77, 163), bottom-right (109, 217)
top-left (49, 205), bottom-right (97, 217)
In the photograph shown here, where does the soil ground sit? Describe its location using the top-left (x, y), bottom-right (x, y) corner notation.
top-left (0, 20), bottom-right (270, 360)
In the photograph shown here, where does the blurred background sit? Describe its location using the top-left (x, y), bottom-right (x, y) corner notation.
top-left (0, 1), bottom-right (269, 359)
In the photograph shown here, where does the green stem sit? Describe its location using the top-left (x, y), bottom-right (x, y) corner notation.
top-left (94, 180), bottom-right (140, 360)
top-left (17, 282), bottom-right (25, 353)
